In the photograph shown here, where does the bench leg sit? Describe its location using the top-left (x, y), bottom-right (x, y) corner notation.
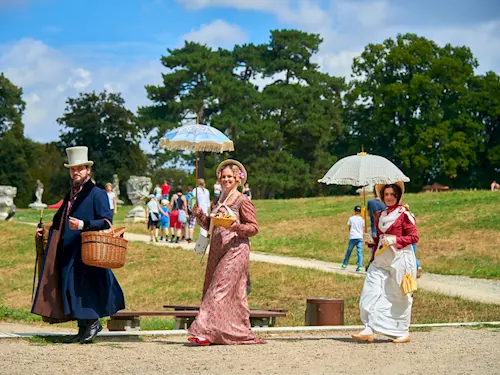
top-left (250, 317), bottom-right (270, 328)
top-left (175, 317), bottom-right (196, 329)
top-left (107, 317), bottom-right (141, 331)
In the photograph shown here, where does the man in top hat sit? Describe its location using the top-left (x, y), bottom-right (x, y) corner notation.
top-left (32, 146), bottom-right (125, 344)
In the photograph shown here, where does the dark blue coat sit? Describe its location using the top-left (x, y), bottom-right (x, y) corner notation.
top-left (32, 179), bottom-right (125, 320)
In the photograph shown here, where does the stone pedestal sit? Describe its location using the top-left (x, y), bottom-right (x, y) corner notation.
top-left (0, 186), bottom-right (17, 220)
top-left (124, 205), bottom-right (147, 223)
top-left (124, 176), bottom-right (152, 223)
top-left (29, 202), bottom-right (48, 210)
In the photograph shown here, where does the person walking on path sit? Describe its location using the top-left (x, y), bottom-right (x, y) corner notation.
top-left (161, 180), bottom-right (170, 201)
top-left (367, 188), bottom-right (386, 239)
top-left (169, 187), bottom-right (187, 243)
top-left (194, 178), bottom-right (210, 237)
top-left (242, 183), bottom-right (252, 200)
top-left (184, 186), bottom-right (195, 243)
top-left (213, 179), bottom-right (222, 201)
top-left (341, 205), bottom-right (365, 272)
top-left (153, 184), bottom-right (162, 201)
top-left (188, 159), bottom-right (264, 346)
top-left (105, 182), bottom-right (117, 217)
top-left (32, 146), bottom-right (125, 344)
top-left (146, 195), bottom-right (161, 242)
top-left (159, 199), bottom-right (170, 241)
top-left (353, 182), bottom-right (418, 344)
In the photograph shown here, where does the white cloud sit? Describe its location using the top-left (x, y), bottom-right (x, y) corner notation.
top-left (179, 19), bottom-right (248, 48)
top-left (177, 0), bottom-right (500, 78)
top-left (0, 39), bottom-right (164, 143)
top-left (336, 0), bottom-right (390, 29)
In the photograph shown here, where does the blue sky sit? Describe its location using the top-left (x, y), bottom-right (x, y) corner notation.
top-left (1, 0), bottom-right (499, 144)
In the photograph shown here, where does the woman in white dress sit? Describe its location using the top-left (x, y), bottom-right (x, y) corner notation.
top-left (352, 181), bottom-right (419, 344)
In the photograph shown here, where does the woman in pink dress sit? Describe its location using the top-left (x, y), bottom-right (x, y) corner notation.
top-left (188, 159), bottom-right (264, 346)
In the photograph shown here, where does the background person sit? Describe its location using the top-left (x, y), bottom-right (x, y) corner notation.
top-left (341, 205), bottom-right (364, 272)
top-left (146, 194), bottom-right (160, 242)
top-left (213, 179), bottom-right (222, 201)
top-left (159, 199), bottom-right (170, 241)
top-left (194, 179), bottom-right (210, 237)
top-left (161, 179), bottom-right (171, 201)
top-left (105, 182), bottom-right (117, 216)
top-left (169, 187), bottom-right (187, 243)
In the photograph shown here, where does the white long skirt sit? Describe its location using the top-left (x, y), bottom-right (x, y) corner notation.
top-left (360, 245), bottom-right (417, 338)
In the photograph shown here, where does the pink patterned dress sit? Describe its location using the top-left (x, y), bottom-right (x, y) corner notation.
top-left (188, 192), bottom-right (265, 345)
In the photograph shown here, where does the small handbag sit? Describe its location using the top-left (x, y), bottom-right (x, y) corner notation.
top-left (178, 209), bottom-right (187, 224)
top-left (194, 219), bottom-right (214, 256)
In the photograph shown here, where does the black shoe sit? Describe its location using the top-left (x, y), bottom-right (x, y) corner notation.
top-left (175, 237), bottom-right (179, 243)
top-left (62, 326), bottom-right (85, 344)
top-left (80, 320), bottom-right (103, 344)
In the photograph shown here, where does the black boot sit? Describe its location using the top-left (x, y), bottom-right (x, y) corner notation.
top-left (62, 326), bottom-right (85, 344)
top-left (175, 237), bottom-right (179, 243)
top-left (170, 235), bottom-right (175, 243)
top-left (79, 319), bottom-right (103, 344)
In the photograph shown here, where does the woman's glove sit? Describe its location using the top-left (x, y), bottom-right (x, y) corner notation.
top-left (381, 234), bottom-right (397, 247)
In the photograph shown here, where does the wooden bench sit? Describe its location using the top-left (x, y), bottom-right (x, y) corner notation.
top-left (164, 305), bottom-right (288, 330)
top-left (108, 307), bottom-right (287, 331)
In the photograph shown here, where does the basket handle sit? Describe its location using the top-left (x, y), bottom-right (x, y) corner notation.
top-left (103, 218), bottom-right (126, 238)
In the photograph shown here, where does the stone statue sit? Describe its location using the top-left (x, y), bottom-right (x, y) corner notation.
top-left (0, 186), bottom-right (17, 220)
top-left (112, 174), bottom-right (124, 206)
top-left (124, 176), bottom-right (152, 223)
top-left (29, 179), bottom-right (47, 210)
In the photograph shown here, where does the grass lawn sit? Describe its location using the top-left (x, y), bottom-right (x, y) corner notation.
top-left (12, 190), bottom-right (500, 279)
top-left (1, 222), bottom-right (500, 330)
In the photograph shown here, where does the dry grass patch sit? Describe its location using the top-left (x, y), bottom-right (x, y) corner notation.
top-left (12, 190), bottom-right (500, 278)
top-left (1, 222), bottom-right (500, 329)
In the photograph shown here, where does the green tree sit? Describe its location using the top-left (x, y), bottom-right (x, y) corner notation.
top-left (140, 42), bottom-right (234, 177)
top-left (142, 30), bottom-right (345, 198)
top-left (0, 74), bottom-right (37, 206)
top-left (214, 30), bottom-right (345, 198)
top-left (345, 33), bottom-right (483, 190)
top-left (58, 91), bottom-right (148, 189)
top-left (466, 71), bottom-right (500, 186)
top-left (26, 142), bottom-right (68, 204)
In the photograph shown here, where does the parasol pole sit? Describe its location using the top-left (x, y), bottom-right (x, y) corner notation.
top-left (362, 186), bottom-right (367, 232)
top-left (195, 151), bottom-right (198, 201)
top-left (359, 145), bottom-right (368, 233)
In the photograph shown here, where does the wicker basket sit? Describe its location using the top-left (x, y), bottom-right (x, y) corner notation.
top-left (81, 219), bottom-right (127, 269)
top-left (212, 216), bottom-right (236, 228)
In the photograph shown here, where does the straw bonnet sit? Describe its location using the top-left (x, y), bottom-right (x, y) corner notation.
top-left (216, 159), bottom-right (247, 186)
top-left (64, 146), bottom-right (94, 168)
top-left (375, 181), bottom-right (405, 204)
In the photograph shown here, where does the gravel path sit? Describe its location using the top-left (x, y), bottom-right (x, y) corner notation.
top-left (125, 233), bottom-right (500, 305)
top-left (0, 327), bottom-right (498, 374)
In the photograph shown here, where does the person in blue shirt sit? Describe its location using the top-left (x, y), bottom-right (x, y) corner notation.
top-left (159, 199), bottom-right (170, 241)
top-left (367, 188), bottom-right (386, 239)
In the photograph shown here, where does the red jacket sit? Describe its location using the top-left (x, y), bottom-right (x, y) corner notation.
top-left (369, 205), bottom-right (419, 260)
